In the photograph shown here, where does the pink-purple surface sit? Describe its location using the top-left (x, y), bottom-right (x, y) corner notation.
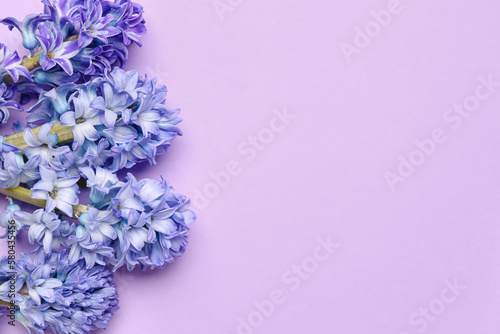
top-left (1, 0), bottom-right (500, 333)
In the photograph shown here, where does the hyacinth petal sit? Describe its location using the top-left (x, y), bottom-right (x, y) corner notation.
top-left (39, 165), bottom-right (57, 183)
top-left (78, 32), bottom-right (93, 49)
top-left (54, 176), bottom-right (79, 188)
top-left (121, 197), bottom-right (144, 212)
top-left (90, 96), bottom-right (105, 110)
top-left (81, 122), bottom-right (100, 141)
top-left (43, 231), bottom-right (53, 253)
top-left (40, 278), bottom-right (62, 289)
top-left (45, 197), bottom-right (57, 213)
top-left (37, 123), bottom-right (53, 144)
top-left (99, 223), bottom-right (117, 240)
top-left (68, 244), bottom-right (80, 264)
top-left (28, 288), bottom-right (41, 305)
top-left (150, 218), bottom-right (176, 235)
top-left (104, 125), bottom-right (137, 144)
top-left (127, 228), bottom-right (147, 251)
top-left (72, 128), bottom-right (85, 149)
top-left (54, 57), bottom-right (73, 75)
top-left (102, 108), bottom-right (117, 128)
top-left (60, 111), bottom-right (76, 126)
top-left (24, 128), bottom-right (42, 147)
top-left (29, 223), bottom-right (46, 242)
top-left (57, 40), bottom-right (80, 59)
top-left (56, 200), bottom-right (73, 217)
top-left (36, 286), bottom-right (55, 303)
top-left (183, 210), bottom-right (196, 225)
top-left (31, 180), bottom-right (54, 193)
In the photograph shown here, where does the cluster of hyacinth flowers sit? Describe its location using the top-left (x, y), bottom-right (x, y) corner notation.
top-left (0, 1), bottom-right (196, 333)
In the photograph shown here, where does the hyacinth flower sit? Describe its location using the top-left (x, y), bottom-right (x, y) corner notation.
top-left (35, 25), bottom-right (81, 75)
top-left (0, 82), bottom-right (23, 123)
top-left (0, 1), bottom-right (194, 332)
top-left (0, 78), bottom-right (194, 269)
top-left (0, 251), bottom-right (119, 334)
top-left (20, 68), bottom-right (184, 172)
top-left (0, 0), bottom-right (146, 87)
top-left (0, 165), bottom-right (195, 271)
top-left (0, 44), bottom-right (32, 83)
top-left (77, 1), bottom-right (122, 49)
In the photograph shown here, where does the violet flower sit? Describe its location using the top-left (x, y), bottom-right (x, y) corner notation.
top-left (0, 44), bottom-right (32, 83)
top-left (2, 251), bottom-right (119, 334)
top-left (60, 89), bottom-right (103, 149)
top-left (15, 209), bottom-right (62, 254)
top-left (31, 165), bottom-right (80, 217)
top-left (77, 2), bottom-right (121, 49)
top-left (23, 122), bottom-right (70, 171)
top-left (0, 83), bottom-right (22, 123)
top-left (35, 25), bottom-right (80, 75)
top-left (0, 152), bottom-right (40, 188)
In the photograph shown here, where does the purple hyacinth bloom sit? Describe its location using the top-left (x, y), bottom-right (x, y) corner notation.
top-left (78, 2), bottom-right (121, 49)
top-left (91, 82), bottom-right (131, 128)
top-left (27, 70), bottom-right (183, 170)
top-left (6, 251), bottom-right (119, 334)
top-left (23, 122), bottom-right (70, 171)
top-left (60, 89), bottom-right (102, 149)
top-left (0, 82), bottom-right (22, 123)
top-left (112, 0), bottom-right (147, 46)
top-left (66, 225), bottom-right (115, 268)
top-left (0, 44), bottom-right (32, 83)
top-left (79, 206), bottom-right (120, 244)
top-left (110, 177), bottom-right (144, 218)
top-left (130, 94), bottom-right (162, 137)
top-left (35, 25), bottom-right (80, 75)
top-left (79, 166), bottom-right (118, 194)
top-left (105, 67), bottom-right (144, 99)
top-left (31, 165), bottom-right (80, 217)
top-left (0, 152), bottom-right (40, 188)
top-left (15, 209), bottom-right (62, 254)
top-left (101, 174), bottom-right (196, 271)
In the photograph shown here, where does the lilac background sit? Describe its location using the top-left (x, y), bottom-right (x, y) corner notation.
top-left (1, 0), bottom-right (500, 333)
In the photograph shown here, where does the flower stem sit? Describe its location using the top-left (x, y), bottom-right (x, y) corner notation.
top-left (4, 121), bottom-right (73, 150)
top-left (0, 187), bottom-right (88, 219)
